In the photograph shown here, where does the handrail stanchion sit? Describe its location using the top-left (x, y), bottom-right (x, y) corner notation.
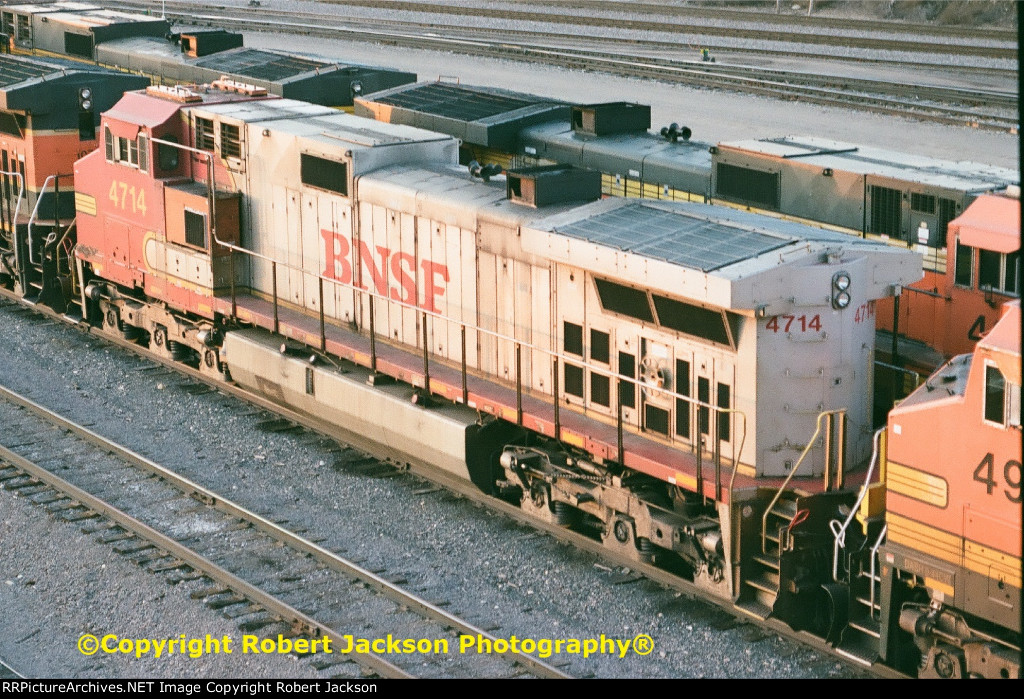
top-left (461, 325), bottom-right (468, 404)
top-left (824, 412), bottom-right (833, 492)
top-left (713, 407), bottom-right (721, 502)
top-left (229, 250), bottom-right (237, 317)
top-left (369, 295), bottom-right (377, 374)
top-left (553, 359), bottom-right (560, 441)
top-left (696, 434), bottom-right (703, 499)
top-left (421, 311), bottom-right (429, 393)
top-left (271, 260), bottom-right (279, 335)
top-left (617, 390), bottom-right (624, 467)
top-left (515, 343), bottom-right (523, 426)
top-left (837, 412), bottom-right (847, 489)
top-left (318, 277), bottom-right (326, 352)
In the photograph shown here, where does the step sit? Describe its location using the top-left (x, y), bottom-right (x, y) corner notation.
top-left (769, 498), bottom-right (797, 519)
top-left (751, 553), bottom-right (780, 571)
top-left (849, 615), bottom-right (881, 639)
top-left (745, 570), bottom-right (780, 594)
top-left (835, 627), bottom-right (881, 666)
top-left (735, 597), bottom-right (772, 620)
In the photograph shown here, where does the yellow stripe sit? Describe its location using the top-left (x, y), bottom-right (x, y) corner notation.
top-left (561, 431), bottom-right (584, 448)
top-left (888, 513), bottom-right (1022, 589)
top-left (924, 576), bottom-right (955, 597)
top-left (887, 513), bottom-right (961, 561)
top-left (966, 540), bottom-right (1022, 588)
top-left (75, 192), bottom-right (97, 217)
top-left (886, 460), bottom-right (948, 507)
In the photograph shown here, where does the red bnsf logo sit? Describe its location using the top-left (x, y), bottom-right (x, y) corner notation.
top-left (320, 229), bottom-right (450, 313)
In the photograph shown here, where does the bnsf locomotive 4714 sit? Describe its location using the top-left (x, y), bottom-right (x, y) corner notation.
top-left (0, 41), bottom-right (1018, 678)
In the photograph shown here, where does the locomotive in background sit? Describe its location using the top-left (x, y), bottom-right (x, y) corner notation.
top-left (0, 3), bottom-right (1017, 679)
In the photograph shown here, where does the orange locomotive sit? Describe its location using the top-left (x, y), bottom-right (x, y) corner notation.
top-left (877, 191), bottom-right (1021, 373)
top-left (877, 300), bottom-right (1021, 678)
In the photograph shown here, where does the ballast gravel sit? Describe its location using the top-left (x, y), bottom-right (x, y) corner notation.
top-left (0, 302), bottom-right (869, 679)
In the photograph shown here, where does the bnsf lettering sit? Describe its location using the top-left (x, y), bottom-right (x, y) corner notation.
top-left (320, 228), bottom-right (450, 313)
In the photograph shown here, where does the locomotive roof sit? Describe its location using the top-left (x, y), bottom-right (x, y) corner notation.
top-left (522, 197), bottom-right (922, 312)
top-left (0, 54), bottom-right (142, 112)
top-left (977, 301), bottom-right (1021, 384)
top-left (717, 136), bottom-right (1018, 192)
top-left (950, 193), bottom-right (1020, 254)
top-left (98, 39), bottom-right (376, 85)
top-left (196, 98), bottom-right (456, 149)
top-left (0, 53), bottom-right (118, 89)
top-left (520, 120), bottom-right (712, 171)
top-left (359, 165), bottom-right (920, 312)
top-left (356, 81), bottom-right (569, 149)
top-left (5, 2), bottom-right (155, 22)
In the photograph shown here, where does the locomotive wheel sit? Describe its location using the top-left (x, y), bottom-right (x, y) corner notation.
top-left (530, 483), bottom-right (547, 510)
top-left (614, 518), bottom-right (631, 543)
top-left (603, 515), bottom-right (644, 562)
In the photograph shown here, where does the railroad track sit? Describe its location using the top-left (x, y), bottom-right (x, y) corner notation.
top-left (316, 0), bottom-right (1017, 44)
top-left (109, 0), bottom-right (1018, 59)
top-left (138, 0), bottom-right (1016, 58)
top-left (102, 1), bottom-right (1018, 132)
top-left (0, 381), bottom-right (572, 679)
top-left (0, 294), bottom-right (902, 678)
top-left (0, 656), bottom-right (25, 679)
top-left (108, 0), bottom-right (1018, 79)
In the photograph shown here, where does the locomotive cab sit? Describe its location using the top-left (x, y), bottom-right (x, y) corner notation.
top-left (74, 84), bottom-right (258, 367)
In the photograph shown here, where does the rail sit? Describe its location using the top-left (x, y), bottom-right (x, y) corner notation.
top-left (145, 137), bottom-right (750, 495)
top-left (831, 428), bottom-right (884, 583)
top-left (868, 523), bottom-right (887, 618)
top-left (0, 383), bottom-right (571, 679)
top-left (761, 409), bottom-right (846, 555)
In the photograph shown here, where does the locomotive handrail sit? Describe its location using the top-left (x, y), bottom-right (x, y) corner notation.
top-left (147, 137), bottom-right (750, 481)
top-left (723, 408), bottom-right (748, 502)
top-left (26, 173), bottom-right (71, 266)
top-left (1, 169), bottom-right (25, 272)
top-left (831, 427), bottom-right (885, 583)
top-left (761, 409), bottom-right (845, 555)
top-left (868, 523), bottom-right (887, 618)
top-left (53, 218), bottom-right (78, 297)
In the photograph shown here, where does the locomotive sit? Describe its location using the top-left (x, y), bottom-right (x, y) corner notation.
top-left (29, 83), bottom-right (1012, 677)
top-left (4, 1), bottom-right (1017, 377)
top-left (356, 83), bottom-right (1019, 378)
top-left (0, 6), bottom-right (1018, 676)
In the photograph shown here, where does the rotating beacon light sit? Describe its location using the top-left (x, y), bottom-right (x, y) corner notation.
top-left (831, 270), bottom-right (852, 309)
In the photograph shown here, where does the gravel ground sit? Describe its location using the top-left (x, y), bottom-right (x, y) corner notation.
top-left (0, 487), bottom-right (324, 679)
top-left (0, 303), bottom-right (869, 679)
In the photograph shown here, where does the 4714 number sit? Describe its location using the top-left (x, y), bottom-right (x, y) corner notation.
top-left (765, 314), bottom-right (821, 333)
